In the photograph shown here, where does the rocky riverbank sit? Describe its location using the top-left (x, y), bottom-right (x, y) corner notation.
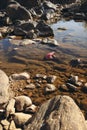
top-left (0, 0), bottom-right (87, 130)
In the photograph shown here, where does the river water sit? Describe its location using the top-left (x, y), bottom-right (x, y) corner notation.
top-left (0, 19), bottom-right (87, 64)
top-left (51, 19), bottom-right (87, 48)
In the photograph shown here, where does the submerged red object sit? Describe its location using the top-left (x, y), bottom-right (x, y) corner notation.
top-left (45, 51), bottom-right (56, 60)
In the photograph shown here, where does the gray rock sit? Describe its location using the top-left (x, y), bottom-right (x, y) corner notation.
top-left (16, 21), bottom-right (35, 31)
top-left (25, 83), bottom-right (36, 89)
top-left (0, 70), bottom-right (10, 106)
top-left (66, 83), bottom-right (78, 91)
top-left (41, 38), bottom-right (59, 46)
top-left (12, 112), bottom-right (32, 127)
top-left (15, 96), bottom-right (32, 112)
top-left (36, 20), bottom-right (54, 37)
top-left (7, 3), bottom-right (32, 21)
top-left (68, 75), bottom-right (78, 84)
top-left (45, 84), bottom-right (56, 93)
top-left (6, 98), bottom-right (15, 118)
top-left (70, 58), bottom-right (81, 67)
top-left (16, 0), bottom-right (41, 9)
top-left (82, 83), bottom-right (87, 92)
top-left (75, 81), bottom-right (82, 87)
top-left (35, 74), bottom-right (47, 79)
top-left (43, 1), bottom-right (57, 11)
top-left (60, 84), bottom-right (69, 92)
top-left (24, 95), bottom-right (87, 130)
top-left (25, 104), bottom-right (37, 113)
top-left (41, 10), bottom-right (55, 20)
top-left (47, 75), bottom-right (57, 83)
top-left (11, 72), bottom-right (30, 80)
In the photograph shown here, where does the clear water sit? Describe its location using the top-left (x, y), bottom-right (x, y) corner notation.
top-left (51, 19), bottom-right (87, 48)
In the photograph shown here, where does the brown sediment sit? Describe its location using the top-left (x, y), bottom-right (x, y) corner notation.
top-left (0, 40), bottom-right (87, 118)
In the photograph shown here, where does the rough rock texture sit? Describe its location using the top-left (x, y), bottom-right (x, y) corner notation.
top-left (24, 95), bottom-right (87, 130)
top-left (16, 0), bottom-right (42, 9)
top-left (12, 112), bottom-right (32, 127)
top-left (15, 96), bottom-right (32, 112)
top-left (0, 70), bottom-right (10, 106)
top-left (7, 2), bottom-right (32, 21)
top-left (6, 98), bottom-right (15, 118)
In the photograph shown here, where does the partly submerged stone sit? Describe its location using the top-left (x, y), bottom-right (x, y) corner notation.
top-left (24, 95), bottom-right (87, 130)
top-left (11, 72), bottom-right (30, 80)
top-left (44, 84), bottom-right (56, 93)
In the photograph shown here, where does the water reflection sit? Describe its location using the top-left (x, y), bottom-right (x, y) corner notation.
top-left (51, 20), bottom-right (87, 48)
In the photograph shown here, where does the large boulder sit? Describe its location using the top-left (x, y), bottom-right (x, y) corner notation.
top-left (16, 0), bottom-right (43, 9)
top-left (36, 20), bottom-right (54, 37)
top-left (6, 2), bottom-right (32, 21)
top-left (0, 70), bottom-right (10, 107)
top-left (24, 95), bottom-right (87, 130)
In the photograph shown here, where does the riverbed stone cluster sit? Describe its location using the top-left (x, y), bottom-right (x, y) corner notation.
top-left (0, 0), bottom-right (87, 40)
top-left (0, 69), bottom-right (87, 129)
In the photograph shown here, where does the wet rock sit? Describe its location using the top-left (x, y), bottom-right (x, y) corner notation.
top-left (60, 84), bottom-right (69, 92)
top-left (36, 20), bottom-right (54, 37)
top-left (70, 58), bottom-right (81, 67)
top-left (75, 81), bottom-right (82, 87)
top-left (13, 27), bottom-right (27, 36)
top-left (43, 1), bottom-right (57, 11)
top-left (80, 99), bottom-right (87, 111)
top-left (82, 83), bottom-right (87, 92)
top-left (15, 96), bottom-right (32, 112)
top-left (6, 98), bottom-right (15, 118)
top-left (7, 2), bottom-right (32, 21)
top-left (25, 104), bottom-right (37, 113)
top-left (41, 38), bottom-right (59, 46)
top-left (24, 95), bottom-right (87, 130)
top-left (45, 84), bottom-right (56, 93)
top-left (47, 75), bottom-right (57, 83)
top-left (12, 113), bottom-right (32, 127)
top-left (0, 11), bottom-right (10, 26)
top-left (35, 74), bottom-right (47, 79)
top-left (11, 72), bottom-right (30, 80)
top-left (25, 83), bottom-right (36, 89)
top-left (0, 109), bottom-right (5, 119)
top-left (18, 39), bottom-right (36, 46)
top-left (10, 39), bottom-right (36, 46)
top-left (1, 119), bottom-right (10, 130)
top-left (68, 75), bottom-right (78, 84)
top-left (41, 9), bottom-right (55, 20)
top-left (17, 21), bottom-right (35, 31)
top-left (74, 13), bottom-right (86, 20)
top-left (16, 0), bottom-right (41, 9)
top-left (35, 83), bottom-right (41, 88)
top-left (0, 70), bottom-right (10, 107)
top-left (66, 83), bottom-right (78, 91)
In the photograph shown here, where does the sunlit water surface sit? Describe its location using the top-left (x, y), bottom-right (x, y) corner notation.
top-left (51, 20), bottom-right (87, 48)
